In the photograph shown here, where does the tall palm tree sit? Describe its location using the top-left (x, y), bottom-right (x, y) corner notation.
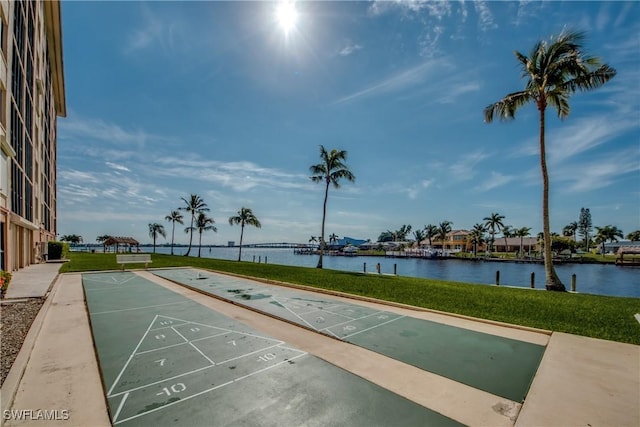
top-left (563, 221), bottom-right (579, 242)
top-left (484, 30), bottom-right (616, 290)
top-left (190, 212), bottom-right (216, 258)
top-left (437, 221), bottom-right (452, 253)
top-left (468, 223), bottom-right (486, 258)
top-left (179, 194), bottom-right (209, 257)
top-left (502, 225), bottom-right (513, 253)
top-left (309, 145), bottom-right (355, 268)
top-left (514, 227), bottom-right (532, 258)
top-left (594, 225), bottom-right (623, 257)
top-left (424, 224), bottom-right (438, 248)
top-left (165, 210), bottom-right (184, 256)
top-left (148, 223), bottom-right (166, 253)
top-left (483, 213), bottom-right (505, 254)
top-left (228, 207), bottom-right (262, 262)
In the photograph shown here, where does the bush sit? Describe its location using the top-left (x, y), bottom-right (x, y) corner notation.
top-left (0, 270), bottom-right (11, 291)
top-left (48, 241), bottom-right (69, 260)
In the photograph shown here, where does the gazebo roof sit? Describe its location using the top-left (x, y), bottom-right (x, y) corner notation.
top-left (617, 246), bottom-right (640, 255)
top-left (103, 236), bottom-right (140, 246)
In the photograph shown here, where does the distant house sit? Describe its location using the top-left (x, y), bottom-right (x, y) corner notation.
top-left (493, 237), bottom-right (539, 253)
top-left (603, 240), bottom-right (640, 255)
top-left (421, 230), bottom-right (481, 252)
top-left (327, 237), bottom-right (368, 250)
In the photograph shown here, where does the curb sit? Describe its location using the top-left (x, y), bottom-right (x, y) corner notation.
top-left (0, 275), bottom-right (60, 418)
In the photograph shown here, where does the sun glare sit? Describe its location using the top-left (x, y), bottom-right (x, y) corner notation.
top-left (276, 1), bottom-right (298, 35)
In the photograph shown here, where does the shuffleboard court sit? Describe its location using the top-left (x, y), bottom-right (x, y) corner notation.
top-left (82, 272), bottom-right (462, 426)
top-left (153, 268), bottom-right (546, 402)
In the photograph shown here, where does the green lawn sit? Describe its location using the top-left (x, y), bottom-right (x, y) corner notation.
top-left (61, 252), bottom-right (640, 345)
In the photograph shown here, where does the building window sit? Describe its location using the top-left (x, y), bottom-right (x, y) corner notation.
top-left (0, 150), bottom-right (7, 194)
top-left (0, 13), bottom-right (5, 57)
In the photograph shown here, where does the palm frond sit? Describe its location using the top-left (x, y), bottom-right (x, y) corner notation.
top-left (484, 91), bottom-right (532, 122)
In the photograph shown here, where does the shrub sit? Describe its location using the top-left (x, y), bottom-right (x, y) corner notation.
top-left (0, 270), bottom-right (11, 291)
top-left (48, 241), bottom-right (69, 260)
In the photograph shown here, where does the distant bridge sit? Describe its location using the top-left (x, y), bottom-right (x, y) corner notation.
top-left (242, 242), bottom-right (313, 249)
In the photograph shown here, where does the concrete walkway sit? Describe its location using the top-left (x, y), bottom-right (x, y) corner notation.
top-left (1, 267), bottom-right (639, 426)
top-left (4, 262), bottom-right (62, 299)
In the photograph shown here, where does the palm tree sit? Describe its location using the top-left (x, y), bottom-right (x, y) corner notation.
top-left (179, 194), bottom-right (209, 257)
top-left (502, 225), bottom-right (513, 253)
top-left (468, 223), bottom-right (486, 258)
top-left (484, 30), bottom-right (616, 290)
top-left (594, 225), bottom-right (624, 257)
top-left (424, 224), bottom-right (438, 248)
top-left (60, 234), bottom-right (83, 245)
top-left (309, 145), bottom-right (355, 268)
top-left (437, 221), bottom-right (452, 253)
top-left (627, 231), bottom-right (640, 242)
top-left (483, 213), bottom-right (505, 255)
top-left (413, 229), bottom-right (426, 248)
top-left (514, 227), bottom-right (532, 258)
top-left (563, 221), bottom-right (579, 242)
top-left (329, 233), bottom-right (339, 246)
top-left (191, 212), bottom-right (216, 258)
top-left (148, 223), bottom-right (166, 253)
top-left (165, 210), bottom-right (184, 255)
top-left (228, 207), bottom-right (262, 262)
top-left (96, 235), bottom-right (112, 252)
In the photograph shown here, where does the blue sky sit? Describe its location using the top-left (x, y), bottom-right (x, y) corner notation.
top-left (58, 1), bottom-right (639, 246)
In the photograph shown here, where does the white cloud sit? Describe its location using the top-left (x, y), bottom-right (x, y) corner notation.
top-left (333, 60), bottom-right (448, 105)
top-left (448, 151), bottom-right (490, 179)
top-left (59, 115), bottom-right (156, 148)
top-left (473, 1), bottom-right (498, 32)
top-left (557, 148), bottom-right (640, 193)
top-left (153, 158), bottom-right (309, 192)
top-left (106, 162), bottom-right (131, 172)
top-left (339, 41), bottom-right (363, 57)
top-left (474, 171), bottom-right (515, 192)
top-left (515, 115), bottom-right (637, 165)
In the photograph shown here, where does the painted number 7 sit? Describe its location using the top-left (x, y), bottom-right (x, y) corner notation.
top-left (154, 358), bottom-right (166, 367)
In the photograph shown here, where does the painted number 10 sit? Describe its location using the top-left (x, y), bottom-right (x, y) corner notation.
top-left (258, 353), bottom-right (276, 362)
top-left (157, 383), bottom-right (186, 397)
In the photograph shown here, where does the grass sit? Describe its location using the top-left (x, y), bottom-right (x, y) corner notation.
top-left (60, 252), bottom-right (640, 345)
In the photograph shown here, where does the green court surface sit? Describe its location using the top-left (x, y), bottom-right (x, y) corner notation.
top-left (82, 272), bottom-right (461, 426)
top-left (154, 268), bottom-right (546, 402)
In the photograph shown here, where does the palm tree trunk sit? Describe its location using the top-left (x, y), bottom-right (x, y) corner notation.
top-left (539, 105), bottom-right (565, 291)
top-left (153, 235), bottom-right (156, 253)
top-left (170, 222), bottom-right (176, 255)
top-left (198, 232), bottom-right (202, 258)
top-left (238, 224), bottom-right (245, 262)
top-left (317, 181), bottom-right (330, 268)
top-left (185, 214), bottom-right (194, 256)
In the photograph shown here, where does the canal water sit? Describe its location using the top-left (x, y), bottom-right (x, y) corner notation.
top-left (154, 246), bottom-right (639, 298)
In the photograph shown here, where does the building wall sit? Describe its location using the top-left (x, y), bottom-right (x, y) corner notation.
top-left (0, 0), bottom-right (65, 272)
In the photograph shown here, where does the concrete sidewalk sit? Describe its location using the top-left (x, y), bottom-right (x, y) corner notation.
top-left (4, 263), bottom-right (61, 299)
top-left (1, 269), bottom-right (639, 427)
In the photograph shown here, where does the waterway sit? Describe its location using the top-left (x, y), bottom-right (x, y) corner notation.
top-left (153, 246), bottom-right (639, 298)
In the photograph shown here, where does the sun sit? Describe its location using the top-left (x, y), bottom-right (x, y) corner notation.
top-left (275, 1), bottom-right (298, 35)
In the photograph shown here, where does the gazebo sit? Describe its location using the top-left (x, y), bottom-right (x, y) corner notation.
top-left (616, 246), bottom-right (640, 266)
top-left (103, 237), bottom-right (140, 253)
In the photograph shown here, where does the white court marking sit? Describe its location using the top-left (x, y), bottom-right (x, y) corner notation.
top-left (106, 313), bottom-right (305, 424)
